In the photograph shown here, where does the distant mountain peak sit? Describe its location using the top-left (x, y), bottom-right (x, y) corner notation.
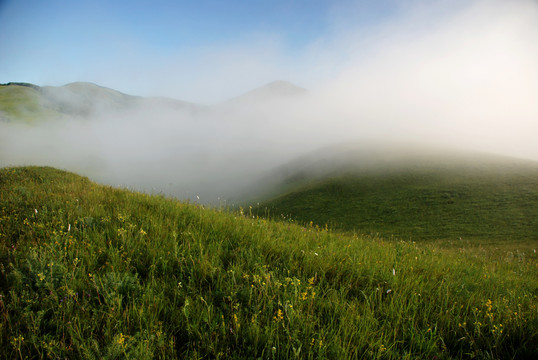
top-left (225, 80), bottom-right (307, 105)
top-left (248, 80), bottom-right (307, 97)
top-left (262, 80), bottom-right (306, 91)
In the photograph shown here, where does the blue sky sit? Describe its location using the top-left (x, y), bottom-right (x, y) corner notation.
top-left (0, 0), bottom-right (403, 102)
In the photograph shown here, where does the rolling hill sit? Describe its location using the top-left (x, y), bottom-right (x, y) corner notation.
top-left (0, 80), bottom-right (305, 124)
top-left (0, 83), bottom-right (63, 123)
top-left (253, 143), bottom-right (538, 242)
top-left (0, 166), bottom-right (536, 358)
top-left (0, 82), bottom-right (200, 123)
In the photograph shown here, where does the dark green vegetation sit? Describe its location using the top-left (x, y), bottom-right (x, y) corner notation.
top-left (1, 166), bottom-right (537, 358)
top-left (255, 149), bottom-right (538, 242)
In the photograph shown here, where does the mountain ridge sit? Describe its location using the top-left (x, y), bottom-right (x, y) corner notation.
top-left (0, 80), bottom-right (305, 122)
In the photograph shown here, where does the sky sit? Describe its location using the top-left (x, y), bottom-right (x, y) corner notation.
top-left (1, 0), bottom-right (538, 202)
top-left (1, 0), bottom-right (446, 103)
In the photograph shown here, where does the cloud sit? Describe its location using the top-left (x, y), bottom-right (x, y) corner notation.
top-left (313, 0), bottom-right (538, 157)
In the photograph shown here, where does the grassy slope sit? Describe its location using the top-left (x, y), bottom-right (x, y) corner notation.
top-left (0, 82), bottom-right (202, 124)
top-left (0, 166), bottom-right (537, 359)
top-left (255, 158), bottom-right (538, 242)
top-left (0, 85), bottom-right (60, 123)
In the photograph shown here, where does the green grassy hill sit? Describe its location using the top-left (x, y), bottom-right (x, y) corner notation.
top-left (0, 84), bottom-right (62, 123)
top-left (254, 147), bottom-right (538, 242)
top-left (0, 82), bottom-right (200, 123)
top-left (0, 166), bottom-right (537, 358)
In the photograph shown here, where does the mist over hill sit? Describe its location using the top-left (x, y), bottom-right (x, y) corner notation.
top-left (0, 80), bottom-right (319, 202)
top-left (1, 79), bottom-right (538, 205)
top-left (0, 82), bottom-right (201, 122)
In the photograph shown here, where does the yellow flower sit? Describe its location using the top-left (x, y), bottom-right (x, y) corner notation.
top-left (485, 299), bottom-right (493, 312)
top-left (233, 313), bottom-right (240, 328)
top-left (37, 273), bottom-right (46, 281)
top-left (116, 333), bottom-right (127, 346)
top-left (273, 309), bottom-right (284, 322)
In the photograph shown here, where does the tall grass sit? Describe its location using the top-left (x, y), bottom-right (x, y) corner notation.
top-left (0, 166), bottom-right (536, 359)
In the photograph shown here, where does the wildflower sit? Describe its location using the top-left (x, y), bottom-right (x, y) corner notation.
top-left (37, 273), bottom-right (46, 281)
top-left (11, 335), bottom-right (24, 347)
top-left (139, 228), bottom-right (147, 236)
top-left (34, 209), bottom-right (38, 214)
top-left (301, 292), bottom-right (308, 301)
top-left (273, 309), bottom-right (284, 322)
top-left (485, 299), bottom-right (493, 312)
top-left (116, 333), bottom-right (127, 346)
top-left (233, 313), bottom-right (240, 328)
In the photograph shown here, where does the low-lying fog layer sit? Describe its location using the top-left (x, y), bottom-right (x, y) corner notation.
top-left (1, 0), bottom-right (537, 204)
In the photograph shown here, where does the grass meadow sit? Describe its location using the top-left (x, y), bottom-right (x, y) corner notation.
top-left (0, 85), bottom-right (60, 124)
top-left (255, 166), bottom-right (538, 242)
top-left (0, 166), bottom-right (536, 359)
